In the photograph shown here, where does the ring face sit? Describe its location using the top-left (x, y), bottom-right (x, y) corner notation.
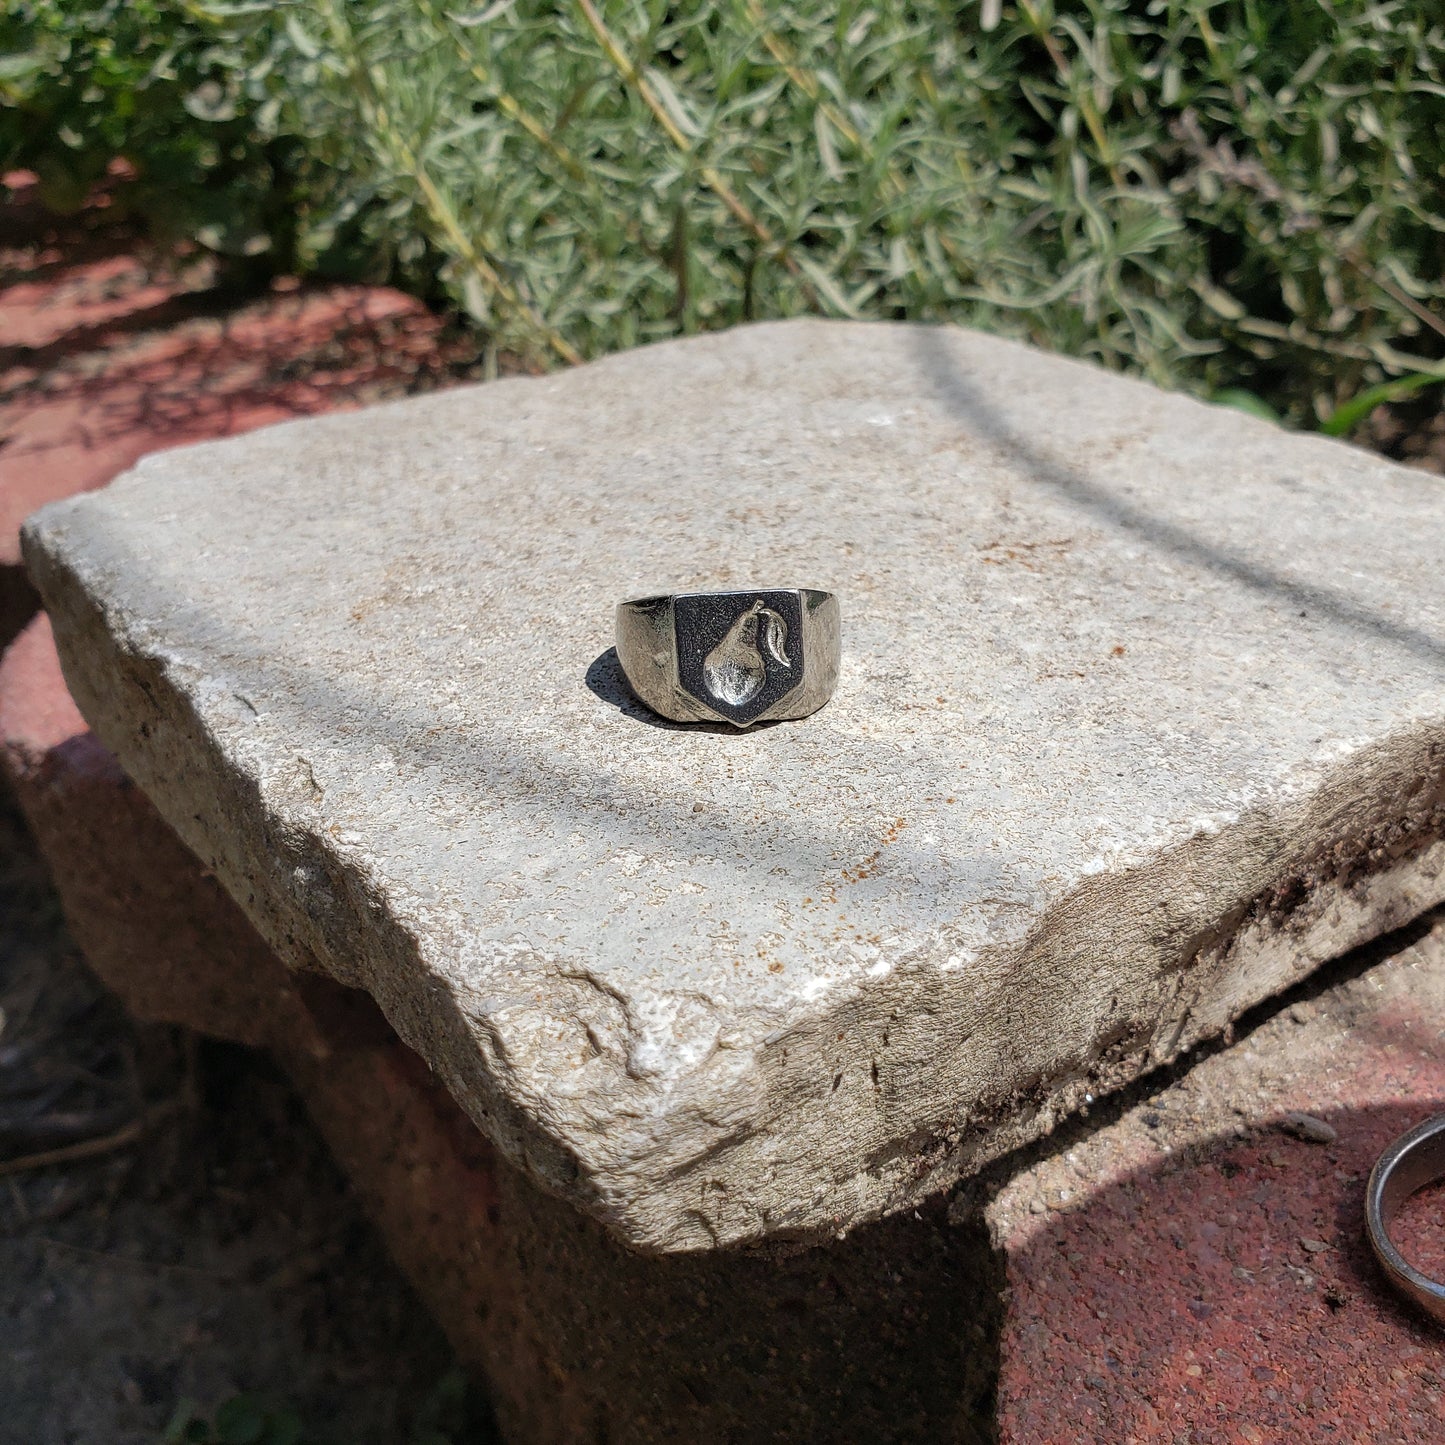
top-left (614, 587), bottom-right (841, 728)
top-left (674, 590), bottom-right (804, 727)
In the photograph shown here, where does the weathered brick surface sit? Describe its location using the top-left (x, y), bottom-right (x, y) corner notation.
top-left (991, 921), bottom-right (1445, 1444)
top-left (0, 614), bottom-right (313, 1051)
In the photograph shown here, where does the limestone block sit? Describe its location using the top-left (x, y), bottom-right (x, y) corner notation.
top-left (23, 319), bottom-right (1445, 1251)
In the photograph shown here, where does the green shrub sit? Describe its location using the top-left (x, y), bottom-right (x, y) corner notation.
top-left (3, 1), bottom-right (1442, 416)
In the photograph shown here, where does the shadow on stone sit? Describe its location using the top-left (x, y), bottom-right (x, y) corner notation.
top-left (907, 325), bottom-right (1445, 669)
top-left (584, 645), bottom-right (783, 735)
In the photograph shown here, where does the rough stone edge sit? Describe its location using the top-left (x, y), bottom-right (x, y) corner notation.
top-left (24, 446), bottom-right (1445, 1257)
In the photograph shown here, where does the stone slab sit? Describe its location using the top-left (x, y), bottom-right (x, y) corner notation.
top-left (0, 616), bottom-right (999, 1444)
top-left (22, 318), bottom-right (1445, 1252)
top-left (991, 915), bottom-right (1445, 1443)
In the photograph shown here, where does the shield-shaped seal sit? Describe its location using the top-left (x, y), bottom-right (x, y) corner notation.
top-left (673, 589), bottom-right (806, 726)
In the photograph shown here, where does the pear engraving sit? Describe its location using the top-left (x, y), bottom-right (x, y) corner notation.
top-left (703, 600), bottom-right (791, 707)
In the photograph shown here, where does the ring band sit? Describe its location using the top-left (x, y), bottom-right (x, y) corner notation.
top-left (615, 588), bottom-right (841, 728)
top-left (1365, 1113), bottom-right (1445, 1323)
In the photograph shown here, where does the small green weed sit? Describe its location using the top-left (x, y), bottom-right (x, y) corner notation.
top-left (163, 1369), bottom-right (481, 1445)
top-left (1322, 371), bottom-right (1445, 437)
top-left (165, 1395), bottom-right (304, 1445)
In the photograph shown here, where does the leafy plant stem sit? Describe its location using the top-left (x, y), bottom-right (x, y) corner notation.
top-left (317, 0), bottom-right (581, 365)
top-left (573, 0), bottom-right (823, 311)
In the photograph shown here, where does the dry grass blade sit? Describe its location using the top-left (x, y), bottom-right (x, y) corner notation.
top-left (0, 1111), bottom-right (151, 1178)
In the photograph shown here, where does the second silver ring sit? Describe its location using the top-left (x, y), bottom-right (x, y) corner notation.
top-left (1365, 1113), bottom-right (1445, 1324)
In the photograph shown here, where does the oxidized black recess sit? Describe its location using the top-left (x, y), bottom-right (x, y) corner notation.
top-left (673, 589), bottom-right (805, 726)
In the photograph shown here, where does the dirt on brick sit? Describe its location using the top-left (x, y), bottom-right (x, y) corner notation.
top-left (0, 791), bottom-right (497, 1444)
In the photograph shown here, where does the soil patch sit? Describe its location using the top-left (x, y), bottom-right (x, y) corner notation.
top-left (0, 776), bottom-right (495, 1443)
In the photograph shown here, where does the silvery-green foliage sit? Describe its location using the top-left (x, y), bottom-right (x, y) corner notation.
top-left (2, 1), bottom-right (1442, 418)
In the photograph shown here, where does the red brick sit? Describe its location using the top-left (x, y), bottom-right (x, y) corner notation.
top-left (992, 927), bottom-right (1445, 1444)
top-left (0, 613), bottom-right (314, 1051)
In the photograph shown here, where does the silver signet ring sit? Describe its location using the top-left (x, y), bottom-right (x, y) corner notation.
top-left (615, 588), bottom-right (841, 728)
top-left (1365, 1113), bottom-right (1445, 1324)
